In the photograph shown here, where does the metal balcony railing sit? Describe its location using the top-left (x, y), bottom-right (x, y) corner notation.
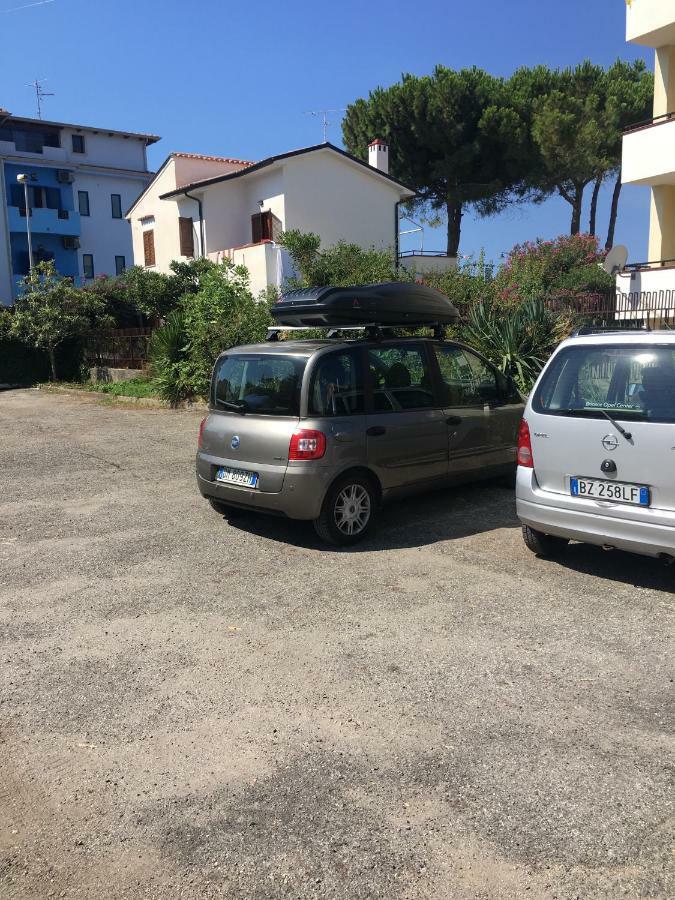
top-left (624, 111), bottom-right (675, 135)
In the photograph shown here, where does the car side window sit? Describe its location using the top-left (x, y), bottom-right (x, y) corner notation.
top-left (434, 346), bottom-right (499, 406)
top-left (309, 349), bottom-right (365, 417)
top-left (368, 345), bottom-right (435, 411)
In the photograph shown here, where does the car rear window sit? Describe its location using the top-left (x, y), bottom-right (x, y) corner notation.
top-left (533, 344), bottom-right (675, 423)
top-left (212, 354), bottom-right (305, 416)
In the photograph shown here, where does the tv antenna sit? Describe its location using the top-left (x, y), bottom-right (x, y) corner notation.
top-left (28, 78), bottom-right (54, 119)
top-left (304, 108), bottom-right (346, 143)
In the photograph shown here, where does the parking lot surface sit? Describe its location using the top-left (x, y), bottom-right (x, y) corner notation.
top-left (1, 388), bottom-right (673, 900)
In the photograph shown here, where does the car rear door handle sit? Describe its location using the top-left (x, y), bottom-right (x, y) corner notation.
top-left (366, 426), bottom-right (386, 437)
top-left (446, 416), bottom-right (462, 426)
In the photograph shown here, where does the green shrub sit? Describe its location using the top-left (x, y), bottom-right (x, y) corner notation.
top-left (149, 261), bottom-right (272, 403)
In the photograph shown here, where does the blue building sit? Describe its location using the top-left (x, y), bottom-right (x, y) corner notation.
top-left (0, 109), bottom-right (159, 304)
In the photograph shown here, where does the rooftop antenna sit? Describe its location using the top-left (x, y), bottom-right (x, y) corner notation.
top-left (28, 78), bottom-right (54, 119)
top-left (304, 108), bottom-right (346, 143)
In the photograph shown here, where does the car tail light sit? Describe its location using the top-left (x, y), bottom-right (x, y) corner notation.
top-left (198, 416), bottom-right (208, 449)
top-left (289, 429), bottom-right (326, 461)
top-left (517, 418), bottom-right (534, 468)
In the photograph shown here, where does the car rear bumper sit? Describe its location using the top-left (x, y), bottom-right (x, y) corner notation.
top-left (516, 468), bottom-right (675, 558)
top-left (196, 459), bottom-right (333, 520)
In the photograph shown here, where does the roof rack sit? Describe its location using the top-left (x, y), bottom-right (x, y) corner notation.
top-left (266, 322), bottom-right (449, 342)
top-left (572, 325), bottom-right (652, 337)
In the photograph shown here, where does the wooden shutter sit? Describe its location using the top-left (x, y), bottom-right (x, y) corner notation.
top-left (251, 212), bottom-right (263, 244)
top-left (179, 217), bottom-right (194, 258)
top-left (143, 229), bottom-right (156, 267)
top-left (251, 210), bottom-right (277, 243)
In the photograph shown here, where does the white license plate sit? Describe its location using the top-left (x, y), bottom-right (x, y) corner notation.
top-left (570, 477), bottom-right (649, 506)
top-left (215, 466), bottom-right (258, 488)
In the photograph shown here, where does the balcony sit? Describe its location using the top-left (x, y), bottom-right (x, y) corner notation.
top-left (626, 0), bottom-right (675, 47)
top-left (615, 261), bottom-right (675, 324)
top-left (398, 250), bottom-right (458, 275)
top-left (0, 139), bottom-right (68, 164)
top-left (622, 114), bottom-right (675, 185)
top-left (7, 206), bottom-right (81, 237)
top-left (208, 240), bottom-right (293, 296)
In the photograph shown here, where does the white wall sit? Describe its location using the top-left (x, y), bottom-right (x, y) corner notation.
top-left (627, 0), bottom-right (675, 47)
top-left (76, 169), bottom-right (150, 279)
top-left (60, 129), bottom-right (148, 171)
top-left (622, 120), bottom-right (675, 186)
top-left (282, 150), bottom-right (402, 252)
top-left (129, 160), bottom-right (183, 273)
top-left (616, 266), bottom-right (675, 318)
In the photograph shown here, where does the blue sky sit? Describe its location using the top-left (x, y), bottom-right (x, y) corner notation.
top-left (0, 0), bottom-right (652, 264)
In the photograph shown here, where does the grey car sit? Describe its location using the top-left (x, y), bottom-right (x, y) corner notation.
top-left (196, 336), bottom-right (524, 545)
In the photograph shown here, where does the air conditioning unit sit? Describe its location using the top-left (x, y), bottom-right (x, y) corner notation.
top-left (62, 236), bottom-right (80, 250)
top-left (57, 170), bottom-right (74, 184)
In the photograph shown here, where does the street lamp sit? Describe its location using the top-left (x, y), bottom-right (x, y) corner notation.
top-left (16, 173), bottom-right (34, 271)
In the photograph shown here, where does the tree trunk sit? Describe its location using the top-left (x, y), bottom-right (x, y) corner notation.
top-left (446, 201), bottom-right (462, 257)
top-left (48, 346), bottom-right (57, 382)
top-left (570, 186), bottom-right (583, 235)
top-left (589, 175), bottom-right (602, 236)
top-left (605, 172), bottom-right (623, 251)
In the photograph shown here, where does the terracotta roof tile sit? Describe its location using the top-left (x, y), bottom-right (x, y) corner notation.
top-left (172, 152), bottom-right (254, 166)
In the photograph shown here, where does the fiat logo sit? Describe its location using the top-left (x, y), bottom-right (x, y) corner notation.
top-left (231, 435), bottom-right (240, 450)
top-left (601, 434), bottom-right (619, 451)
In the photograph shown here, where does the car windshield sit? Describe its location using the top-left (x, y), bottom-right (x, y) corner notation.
top-left (533, 344), bottom-right (675, 423)
top-left (212, 353), bottom-right (305, 416)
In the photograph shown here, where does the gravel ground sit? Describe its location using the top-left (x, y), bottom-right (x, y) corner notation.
top-left (0, 388), bottom-right (673, 900)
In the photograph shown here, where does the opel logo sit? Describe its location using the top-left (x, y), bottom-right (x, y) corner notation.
top-left (602, 434), bottom-right (619, 452)
top-left (231, 435), bottom-right (240, 450)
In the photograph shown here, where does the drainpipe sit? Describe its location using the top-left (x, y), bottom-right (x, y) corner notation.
top-left (184, 191), bottom-right (205, 258)
top-left (394, 200), bottom-right (401, 271)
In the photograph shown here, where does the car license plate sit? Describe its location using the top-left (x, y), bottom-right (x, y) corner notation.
top-left (215, 466), bottom-right (258, 488)
top-left (570, 477), bottom-right (649, 506)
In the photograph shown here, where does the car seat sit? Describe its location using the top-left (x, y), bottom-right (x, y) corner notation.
top-left (385, 362), bottom-right (411, 389)
top-left (640, 364), bottom-right (675, 419)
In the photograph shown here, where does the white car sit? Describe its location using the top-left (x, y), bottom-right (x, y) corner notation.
top-left (516, 328), bottom-right (675, 561)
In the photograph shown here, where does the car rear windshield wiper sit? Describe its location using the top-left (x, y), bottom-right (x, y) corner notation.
top-left (564, 406), bottom-right (633, 441)
top-left (218, 400), bottom-right (246, 414)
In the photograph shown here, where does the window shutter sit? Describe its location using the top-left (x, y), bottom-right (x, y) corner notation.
top-left (143, 229), bottom-right (156, 267)
top-left (179, 217), bottom-right (194, 258)
top-left (251, 212), bottom-right (262, 244)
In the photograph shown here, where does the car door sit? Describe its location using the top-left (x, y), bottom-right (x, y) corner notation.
top-left (461, 348), bottom-right (523, 467)
top-left (433, 344), bottom-right (496, 476)
top-left (365, 342), bottom-right (448, 491)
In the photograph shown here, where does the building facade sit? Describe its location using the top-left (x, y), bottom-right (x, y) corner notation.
top-left (618, 1), bottom-right (675, 319)
top-left (0, 110), bottom-right (159, 304)
top-left (127, 142), bottom-right (417, 296)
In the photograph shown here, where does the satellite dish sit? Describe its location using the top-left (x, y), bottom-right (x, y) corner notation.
top-left (603, 245), bottom-right (628, 276)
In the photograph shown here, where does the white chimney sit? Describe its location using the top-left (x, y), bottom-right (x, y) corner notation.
top-left (368, 138), bottom-right (389, 174)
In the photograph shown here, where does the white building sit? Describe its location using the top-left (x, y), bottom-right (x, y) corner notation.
top-left (126, 141), bottom-right (421, 296)
top-left (617, 0), bottom-right (675, 322)
top-left (0, 109), bottom-right (158, 304)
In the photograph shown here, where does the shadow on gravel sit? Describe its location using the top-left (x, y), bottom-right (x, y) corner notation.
top-left (215, 481), bottom-right (519, 553)
top-left (548, 543), bottom-right (675, 594)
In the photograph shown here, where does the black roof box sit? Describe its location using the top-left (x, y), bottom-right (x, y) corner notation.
top-left (271, 282), bottom-right (459, 328)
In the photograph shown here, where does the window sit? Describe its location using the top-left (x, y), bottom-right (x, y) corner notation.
top-left (368, 344), bottom-right (435, 411)
top-left (251, 210), bottom-right (282, 243)
top-left (10, 184), bottom-right (61, 214)
top-left (115, 255), bottom-right (126, 276)
top-left (309, 350), bottom-right (364, 417)
top-left (111, 194), bottom-right (122, 219)
top-left (434, 346), bottom-right (499, 406)
top-left (0, 124), bottom-right (60, 153)
top-left (78, 190), bottom-right (90, 216)
top-left (212, 354), bottom-right (306, 416)
top-left (72, 134), bottom-right (85, 154)
top-left (179, 216), bottom-right (194, 257)
top-left (533, 345), bottom-right (675, 424)
top-left (82, 254), bottom-right (94, 279)
top-left (143, 229), bottom-right (156, 267)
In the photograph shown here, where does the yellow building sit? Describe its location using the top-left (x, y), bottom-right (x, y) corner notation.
top-left (619, 0), bottom-right (675, 319)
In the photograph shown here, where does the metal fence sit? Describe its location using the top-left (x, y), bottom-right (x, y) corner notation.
top-left (545, 290), bottom-right (675, 331)
top-left (84, 328), bottom-right (153, 370)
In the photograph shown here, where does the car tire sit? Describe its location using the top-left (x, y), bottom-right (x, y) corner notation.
top-left (522, 524), bottom-right (569, 557)
top-left (313, 474), bottom-right (377, 547)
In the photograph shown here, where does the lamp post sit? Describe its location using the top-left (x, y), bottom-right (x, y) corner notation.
top-left (16, 173), bottom-right (34, 271)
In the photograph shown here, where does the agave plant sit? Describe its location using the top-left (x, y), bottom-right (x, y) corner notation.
top-left (148, 310), bottom-right (189, 404)
top-left (462, 298), bottom-right (572, 392)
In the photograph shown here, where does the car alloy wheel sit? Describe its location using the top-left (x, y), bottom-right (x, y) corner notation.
top-left (333, 483), bottom-right (371, 536)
